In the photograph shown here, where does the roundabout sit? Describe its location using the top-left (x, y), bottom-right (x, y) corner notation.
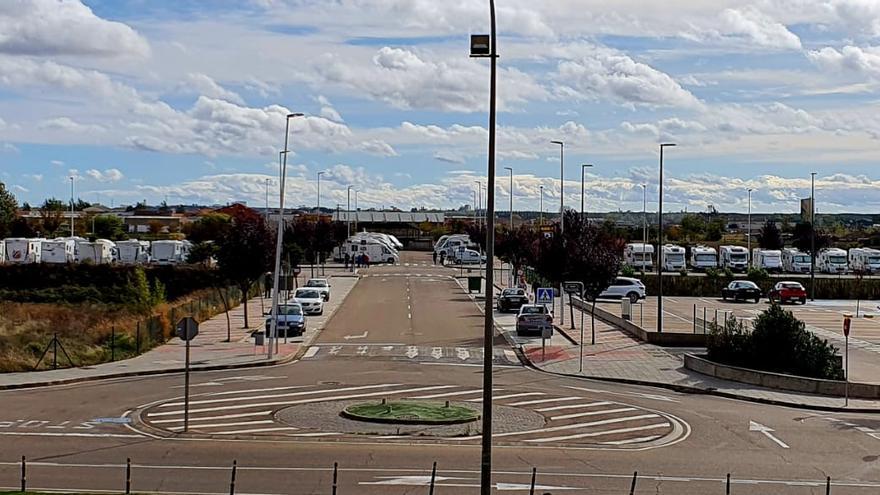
top-left (339, 400), bottom-right (479, 424)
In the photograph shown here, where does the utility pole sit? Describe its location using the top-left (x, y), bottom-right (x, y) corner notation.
top-left (747, 188), bottom-right (753, 258)
top-left (317, 171), bottom-right (325, 211)
top-left (346, 185), bottom-right (352, 237)
top-left (69, 176), bottom-right (75, 236)
top-left (504, 167), bottom-right (513, 230)
top-left (657, 143), bottom-right (676, 334)
top-left (551, 140), bottom-right (564, 235)
top-left (810, 172), bottom-right (817, 301)
top-left (641, 184), bottom-right (647, 274)
top-left (539, 185), bottom-right (544, 226)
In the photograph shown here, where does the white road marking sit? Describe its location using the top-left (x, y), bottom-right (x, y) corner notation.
top-left (431, 347), bottom-right (443, 359)
top-left (213, 427), bottom-right (300, 435)
top-left (329, 346), bottom-right (342, 355)
top-left (525, 423), bottom-right (671, 443)
top-left (503, 350), bottom-right (518, 363)
top-left (405, 346), bottom-right (419, 358)
top-left (149, 385), bottom-right (458, 416)
top-left (602, 435), bottom-right (663, 445)
top-left (411, 389), bottom-right (486, 399)
top-left (344, 331), bottom-right (369, 340)
top-left (456, 348), bottom-right (470, 360)
top-left (169, 420), bottom-right (274, 431)
top-left (467, 392), bottom-right (544, 403)
top-left (507, 397), bottom-right (583, 407)
top-left (551, 407), bottom-right (638, 421)
top-left (302, 347), bottom-right (320, 359)
top-left (357, 345), bottom-right (369, 355)
top-left (156, 383), bottom-right (401, 409)
top-left (150, 411), bottom-right (272, 424)
top-left (287, 432), bottom-right (342, 437)
top-left (536, 401), bottom-right (614, 412)
top-left (495, 414), bottom-right (659, 438)
top-left (749, 420), bottom-right (790, 449)
top-left (193, 385), bottom-right (311, 398)
top-left (563, 385), bottom-right (679, 403)
top-left (0, 431), bottom-right (144, 438)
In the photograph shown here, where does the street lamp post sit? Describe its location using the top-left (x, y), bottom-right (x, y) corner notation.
top-left (504, 167), bottom-right (513, 230)
top-left (317, 171), bottom-right (325, 211)
top-left (471, 7), bottom-right (498, 491)
top-left (265, 179), bottom-right (271, 223)
top-left (551, 140), bottom-right (564, 234)
top-left (539, 185), bottom-right (544, 226)
top-left (473, 189), bottom-right (478, 226)
top-left (657, 143), bottom-right (676, 334)
top-left (269, 112), bottom-right (304, 360)
top-left (475, 180), bottom-right (483, 229)
top-left (346, 186), bottom-right (353, 237)
top-left (811, 172), bottom-right (817, 301)
top-left (69, 176), bottom-right (75, 236)
top-left (641, 183), bottom-right (647, 275)
top-left (580, 164), bottom-right (593, 219)
top-left (747, 188), bottom-right (753, 258)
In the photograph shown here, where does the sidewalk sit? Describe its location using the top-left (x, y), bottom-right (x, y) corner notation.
top-left (0, 273), bottom-right (359, 390)
top-left (522, 303), bottom-right (880, 413)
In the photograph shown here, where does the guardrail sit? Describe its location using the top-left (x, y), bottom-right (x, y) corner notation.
top-left (571, 297), bottom-right (708, 347)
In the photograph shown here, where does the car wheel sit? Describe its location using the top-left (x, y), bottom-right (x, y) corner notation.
top-left (722, 294), bottom-right (727, 301)
top-left (318, 309), bottom-right (324, 316)
top-left (627, 292), bottom-right (640, 304)
top-left (800, 298), bottom-right (807, 304)
top-left (754, 297), bottom-right (760, 304)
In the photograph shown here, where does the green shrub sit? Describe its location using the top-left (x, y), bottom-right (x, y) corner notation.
top-left (747, 267), bottom-right (770, 283)
top-left (706, 304), bottom-right (843, 380)
top-left (722, 267), bottom-right (734, 279)
top-left (705, 267), bottom-right (720, 280)
top-left (620, 265), bottom-right (636, 277)
top-left (678, 268), bottom-right (688, 277)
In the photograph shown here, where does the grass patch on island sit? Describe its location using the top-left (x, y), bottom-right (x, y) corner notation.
top-left (343, 401), bottom-right (478, 424)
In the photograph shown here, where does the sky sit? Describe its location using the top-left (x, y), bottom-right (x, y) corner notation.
top-left (2, 1), bottom-right (880, 213)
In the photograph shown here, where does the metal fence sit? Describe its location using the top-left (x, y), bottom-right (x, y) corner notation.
top-left (692, 304), bottom-right (735, 335)
top-left (12, 456), bottom-right (847, 494)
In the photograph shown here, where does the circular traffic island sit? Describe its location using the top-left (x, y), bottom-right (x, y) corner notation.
top-left (341, 401), bottom-right (479, 425)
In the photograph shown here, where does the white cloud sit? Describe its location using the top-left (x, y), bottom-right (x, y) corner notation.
top-left (38, 117), bottom-right (105, 133)
top-left (85, 168), bottom-right (124, 182)
top-left (1, 143), bottom-right (19, 153)
top-left (12, 184), bottom-right (28, 193)
top-left (713, 7), bottom-right (802, 49)
top-left (23, 173), bottom-right (42, 182)
top-left (180, 73), bottom-right (245, 105)
top-left (50, 160), bottom-right (64, 167)
top-left (0, 0), bottom-right (149, 58)
top-left (807, 45), bottom-right (880, 80)
top-left (433, 150), bottom-right (466, 164)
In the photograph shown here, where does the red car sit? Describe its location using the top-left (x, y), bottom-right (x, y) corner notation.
top-left (768, 281), bottom-right (807, 304)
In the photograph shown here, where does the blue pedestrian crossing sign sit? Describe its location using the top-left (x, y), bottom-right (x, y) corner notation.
top-left (536, 287), bottom-right (554, 304)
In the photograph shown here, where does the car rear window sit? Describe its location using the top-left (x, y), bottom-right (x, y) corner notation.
top-left (521, 306), bottom-right (546, 315)
top-left (781, 283), bottom-right (804, 289)
top-left (502, 289), bottom-right (524, 296)
top-left (296, 290), bottom-right (322, 299)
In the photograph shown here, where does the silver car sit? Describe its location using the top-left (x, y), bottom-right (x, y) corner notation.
top-left (515, 304), bottom-right (554, 336)
top-left (598, 277), bottom-right (646, 303)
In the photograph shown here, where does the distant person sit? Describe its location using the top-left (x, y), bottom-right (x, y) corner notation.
top-left (363, 253), bottom-right (370, 267)
top-left (344, 252), bottom-right (350, 269)
top-left (432, 250), bottom-right (437, 265)
top-left (439, 252), bottom-right (446, 265)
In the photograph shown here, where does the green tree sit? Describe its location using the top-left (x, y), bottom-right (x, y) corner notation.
top-left (185, 213), bottom-right (232, 243)
top-left (680, 214), bottom-right (706, 241)
top-left (705, 219), bottom-right (725, 242)
top-left (40, 198), bottom-right (66, 236)
top-left (215, 210), bottom-right (274, 328)
top-left (757, 220), bottom-right (783, 250)
top-left (93, 215), bottom-right (126, 240)
top-left (0, 182), bottom-right (17, 238)
top-left (187, 242), bottom-right (218, 266)
top-left (791, 221), bottom-right (830, 254)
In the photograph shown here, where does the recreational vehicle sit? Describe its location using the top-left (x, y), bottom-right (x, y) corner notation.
top-left (77, 239), bottom-right (116, 264)
top-left (752, 249), bottom-right (782, 272)
top-left (719, 245), bottom-right (749, 272)
top-left (848, 248), bottom-right (880, 274)
top-left (4, 238), bottom-right (41, 264)
top-left (689, 245), bottom-right (718, 271)
top-left (818, 248), bottom-right (849, 274)
top-left (117, 240), bottom-right (151, 264)
top-left (660, 244), bottom-right (686, 272)
top-left (151, 240), bottom-right (186, 265)
top-left (623, 243), bottom-right (654, 270)
top-left (782, 248), bottom-right (811, 274)
top-left (41, 238), bottom-right (76, 264)
top-left (343, 237), bottom-right (399, 264)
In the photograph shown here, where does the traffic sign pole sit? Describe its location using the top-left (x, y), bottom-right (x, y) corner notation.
top-left (844, 314), bottom-right (852, 407)
top-left (176, 317), bottom-right (200, 434)
top-left (184, 337), bottom-right (190, 432)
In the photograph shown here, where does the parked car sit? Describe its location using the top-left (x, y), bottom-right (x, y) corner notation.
top-left (264, 303), bottom-right (306, 337)
top-left (291, 288), bottom-right (325, 315)
top-left (596, 277), bottom-right (646, 303)
top-left (515, 304), bottom-right (554, 336)
top-left (457, 249), bottom-right (486, 265)
top-left (721, 280), bottom-right (762, 303)
top-left (497, 287), bottom-right (528, 312)
top-left (305, 278), bottom-right (331, 301)
top-left (768, 281), bottom-right (807, 305)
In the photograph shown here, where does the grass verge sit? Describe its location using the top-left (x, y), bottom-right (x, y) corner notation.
top-left (343, 401), bottom-right (478, 424)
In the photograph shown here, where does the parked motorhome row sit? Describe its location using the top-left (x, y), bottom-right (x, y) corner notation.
top-left (0, 238), bottom-right (195, 265)
top-left (331, 231), bottom-right (401, 264)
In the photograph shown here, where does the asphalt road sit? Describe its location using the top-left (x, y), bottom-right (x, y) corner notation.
top-left (5, 252), bottom-right (880, 494)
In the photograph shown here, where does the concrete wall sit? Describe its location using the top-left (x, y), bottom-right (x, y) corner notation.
top-left (684, 353), bottom-right (879, 399)
top-left (571, 297), bottom-right (708, 347)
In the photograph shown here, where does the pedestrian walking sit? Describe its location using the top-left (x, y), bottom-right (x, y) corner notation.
top-left (363, 253), bottom-right (370, 267)
top-left (344, 252), bottom-right (350, 269)
top-left (439, 252), bottom-right (446, 265)
top-left (432, 250), bottom-right (437, 265)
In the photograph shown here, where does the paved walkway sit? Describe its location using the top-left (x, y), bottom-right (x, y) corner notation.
top-left (0, 273), bottom-right (359, 389)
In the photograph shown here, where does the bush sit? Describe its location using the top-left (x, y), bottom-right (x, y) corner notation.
top-left (620, 265), bottom-right (636, 277)
top-left (747, 267), bottom-right (770, 283)
top-left (722, 267), bottom-right (734, 279)
top-left (705, 267), bottom-right (720, 280)
top-left (706, 304), bottom-right (843, 380)
top-left (678, 268), bottom-right (688, 277)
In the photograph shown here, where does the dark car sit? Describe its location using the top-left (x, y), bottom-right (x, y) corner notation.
top-left (721, 280), bottom-right (762, 303)
top-left (497, 288), bottom-right (528, 312)
top-left (768, 281), bottom-right (807, 304)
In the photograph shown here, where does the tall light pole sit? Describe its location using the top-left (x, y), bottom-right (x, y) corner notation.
top-left (473, 188), bottom-right (478, 225)
top-left (346, 185), bottom-right (353, 237)
top-left (657, 143), bottom-right (676, 334)
top-left (354, 190), bottom-right (359, 233)
top-left (550, 140), bottom-right (564, 234)
top-left (317, 171), bottom-right (325, 211)
top-left (539, 185), bottom-right (544, 226)
top-left (747, 188), bottom-right (753, 258)
top-left (269, 112), bottom-right (304, 360)
top-left (580, 164), bottom-right (593, 219)
top-left (504, 167), bottom-right (513, 230)
top-left (264, 178), bottom-right (271, 223)
top-left (474, 180), bottom-right (483, 228)
top-left (69, 176), bottom-right (75, 236)
top-left (811, 172), bottom-right (817, 301)
top-left (641, 184), bottom-right (647, 274)
top-left (471, 9), bottom-right (497, 491)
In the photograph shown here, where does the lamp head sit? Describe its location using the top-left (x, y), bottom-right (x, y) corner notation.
top-left (550, 140), bottom-right (563, 145)
top-left (287, 112), bottom-right (304, 118)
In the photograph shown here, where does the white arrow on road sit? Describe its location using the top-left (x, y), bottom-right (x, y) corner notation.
top-left (431, 347), bottom-right (444, 359)
top-left (405, 346), bottom-right (419, 359)
top-left (357, 346), bottom-right (369, 356)
top-left (456, 348), bottom-right (470, 361)
top-left (344, 331), bottom-right (369, 340)
top-left (329, 346), bottom-right (342, 355)
top-left (749, 421), bottom-right (789, 449)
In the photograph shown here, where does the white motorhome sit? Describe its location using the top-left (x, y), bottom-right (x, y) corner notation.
top-left (660, 244), bottom-right (686, 272)
top-left (818, 248), bottom-right (849, 274)
top-left (719, 245), bottom-right (749, 272)
top-left (435, 235), bottom-right (471, 258)
top-left (752, 248), bottom-right (782, 272)
top-left (77, 239), bottom-right (116, 264)
top-left (41, 238), bottom-right (76, 264)
top-left (0, 241), bottom-right (4, 264)
top-left (849, 247), bottom-right (880, 274)
top-left (4, 238), bottom-right (42, 264)
top-left (623, 243), bottom-right (654, 270)
top-left (782, 248), bottom-right (811, 274)
top-left (117, 240), bottom-right (151, 264)
top-left (689, 245), bottom-right (718, 271)
top-left (343, 237), bottom-right (399, 264)
top-left (151, 240), bottom-right (185, 265)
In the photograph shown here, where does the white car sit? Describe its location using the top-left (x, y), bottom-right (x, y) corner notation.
top-left (597, 277), bottom-right (646, 303)
top-left (457, 249), bottom-right (486, 265)
top-left (291, 288), bottom-right (325, 315)
top-left (304, 278), bottom-right (331, 301)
